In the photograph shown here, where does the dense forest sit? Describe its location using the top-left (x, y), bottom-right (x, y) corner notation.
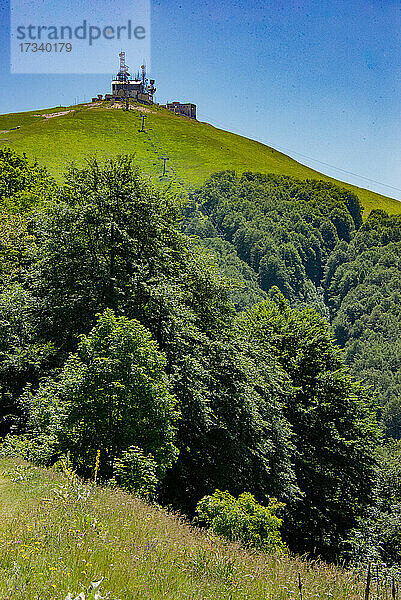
top-left (184, 171), bottom-right (401, 439)
top-left (1, 149), bottom-right (401, 566)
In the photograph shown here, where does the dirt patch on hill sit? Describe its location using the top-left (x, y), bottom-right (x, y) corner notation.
top-left (45, 110), bottom-right (75, 118)
top-left (106, 103), bottom-right (155, 113)
top-left (38, 110), bottom-right (75, 119)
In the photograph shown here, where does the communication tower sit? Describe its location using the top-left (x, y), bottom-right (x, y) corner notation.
top-left (117, 52), bottom-right (130, 83)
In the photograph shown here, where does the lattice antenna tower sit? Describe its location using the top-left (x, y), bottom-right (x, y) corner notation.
top-left (117, 51), bottom-right (130, 83)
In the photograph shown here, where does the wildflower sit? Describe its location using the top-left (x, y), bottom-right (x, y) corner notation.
top-left (93, 449), bottom-right (101, 483)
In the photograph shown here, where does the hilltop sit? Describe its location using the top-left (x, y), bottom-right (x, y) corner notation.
top-left (0, 101), bottom-right (399, 217)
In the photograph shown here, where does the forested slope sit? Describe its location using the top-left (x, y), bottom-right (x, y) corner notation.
top-left (186, 171), bottom-right (401, 448)
top-left (0, 148), bottom-right (386, 565)
top-left (184, 172), bottom-right (401, 566)
top-left (2, 146), bottom-right (401, 570)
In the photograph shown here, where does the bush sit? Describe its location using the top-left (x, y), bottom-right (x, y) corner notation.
top-left (0, 433), bottom-right (56, 465)
top-left (196, 489), bottom-right (286, 553)
top-left (113, 446), bottom-right (159, 499)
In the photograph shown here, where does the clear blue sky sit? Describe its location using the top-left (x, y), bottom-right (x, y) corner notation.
top-left (0, 0), bottom-right (400, 199)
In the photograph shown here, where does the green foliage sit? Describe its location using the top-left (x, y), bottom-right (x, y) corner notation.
top-left (346, 441), bottom-right (401, 566)
top-left (23, 309), bottom-right (179, 481)
top-left (0, 284), bottom-right (53, 437)
top-left (196, 489), bottom-right (286, 553)
top-left (113, 445), bottom-right (159, 498)
top-left (0, 151), bottom-right (384, 562)
top-left (237, 293), bottom-right (379, 558)
top-left (187, 170), bottom-right (361, 310)
top-left (161, 321), bottom-right (298, 515)
top-left (0, 149), bottom-right (55, 435)
top-left (325, 211), bottom-right (401, 438)
top-left (0, 213), bottom-right (36, 287)
top-left (0, 147), bottom-right (53, 213)
top-left (194, 237), bottom-right (267, 310)
top-left (30, 155), bottom-right (188, 353)
top-left (0, 432), bottom-right (56, 465)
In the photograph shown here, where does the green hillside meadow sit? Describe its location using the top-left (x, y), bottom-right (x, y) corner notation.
top-left (0, 101), bottom-right (399, 217)
top-left (0, 457), bottom-right (370, 600)
top-left (1, 103), bottom-right (401, 598)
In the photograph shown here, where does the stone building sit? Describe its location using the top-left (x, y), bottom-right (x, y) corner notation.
top-left (164, 102), bottom-right (197, 119)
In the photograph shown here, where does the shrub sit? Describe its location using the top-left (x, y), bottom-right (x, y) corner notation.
top-left (113, 446), bottom-right (159, 499)
top-left (0, 432), bottom-right (56, 465)
top-left (196, 489), bottom-right (286, 553)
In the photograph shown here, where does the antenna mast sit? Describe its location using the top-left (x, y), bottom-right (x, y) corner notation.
top-left (117, 52), bottom-right (130, 83)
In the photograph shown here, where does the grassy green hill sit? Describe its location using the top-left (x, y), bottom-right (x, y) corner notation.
top-left (0, 456), bottom-right (370, 599)
top-left (0, 101), bottom-right (399, 217)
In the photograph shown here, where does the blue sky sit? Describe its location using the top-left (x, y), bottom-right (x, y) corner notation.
top-left (0, 0), bottom-right (400, 199)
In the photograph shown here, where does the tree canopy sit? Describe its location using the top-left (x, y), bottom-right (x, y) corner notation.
top-left (0, 151), bottom-right (385, 561)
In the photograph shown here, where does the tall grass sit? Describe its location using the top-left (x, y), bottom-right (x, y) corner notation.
top-left (0, 457), bottom-right (392, 599)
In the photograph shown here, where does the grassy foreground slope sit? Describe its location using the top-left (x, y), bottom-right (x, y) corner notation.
top-left (0, 457), bottom-right (367, 600)
top-left (0, 102), bottom-right (399, 217)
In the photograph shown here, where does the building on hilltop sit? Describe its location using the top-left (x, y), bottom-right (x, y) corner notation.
top-left (91, 52), bottom-right (197, 117)
top-left (163, 102), bottom-right (197, 120)
top-left (92, 52), bottom-right (156, 105)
